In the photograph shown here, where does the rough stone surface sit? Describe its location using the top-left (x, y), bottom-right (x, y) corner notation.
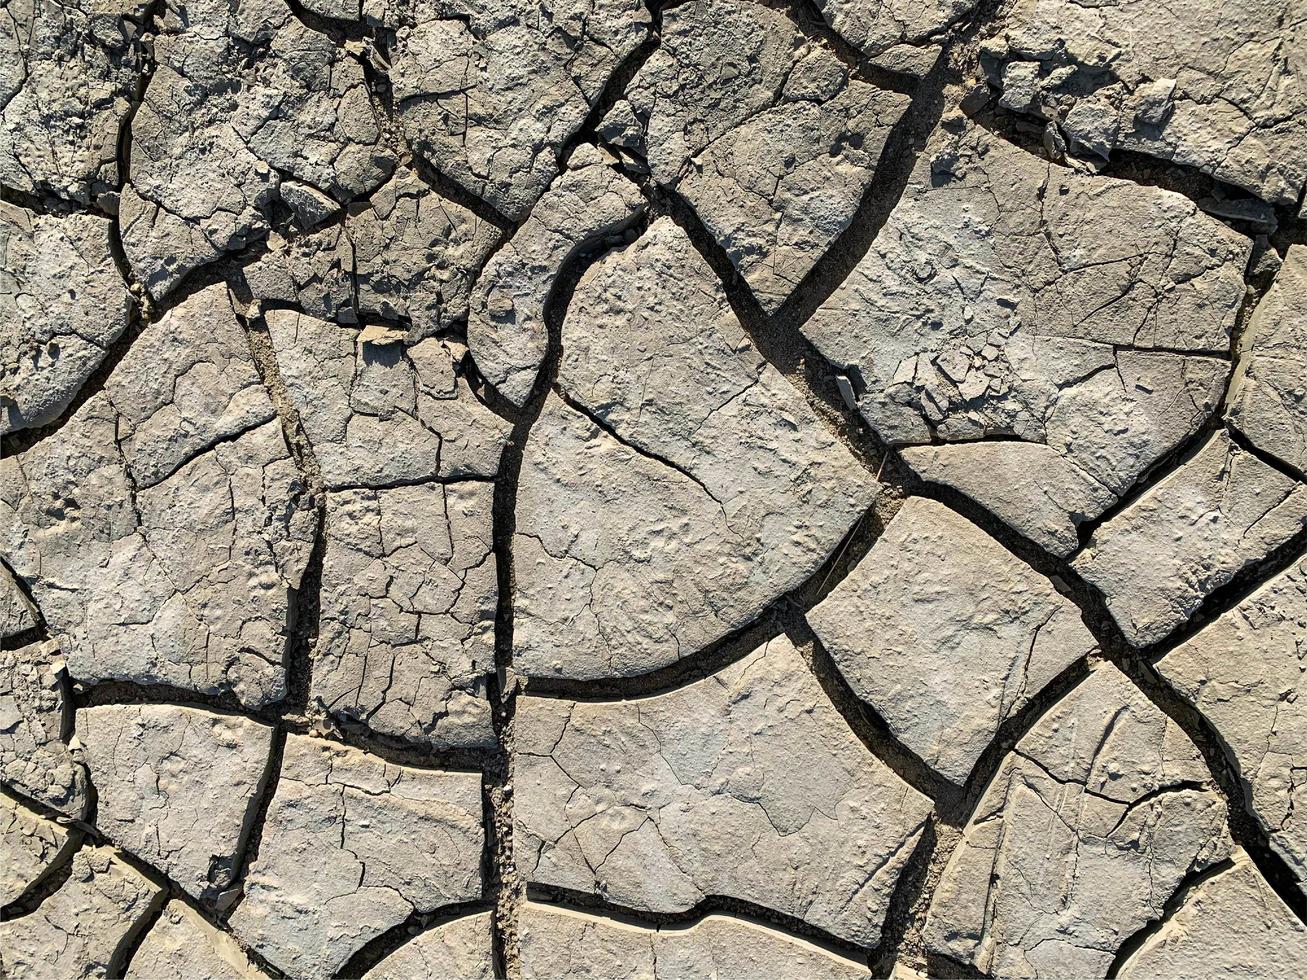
top-left (1157, 556), bottom-right (1307, 888)
top-left (265, 310), bottom-right (511, 490)
top-left (519, 903), bottom-right (871, 979)
top-left (313, 480), bottom-right (496, 748)
top-left (467, 144), bottom-right (646, 406)
top-left (1, 203), bottom-right (133, 435)
top-left (0, 0), bottom-right (147, 203)
top-left (1228, 244), bottom-right (1307, 475)
top-left (122, 0), bottom-right (394, 298)
top-left (1074, 429), bottom-right (1307, 647)
top-left (983, 0), bottom-right (1307, 207)
top-left (0, 844), bottom-right (164, 979)
top-left (808, 497), bottom-right (1097, 785)
top-left (126, 901), bottom-right (266, 979)
top-left (514, 218), bottom-right (876, 679)
top-left (925, 664), bottom-right (1233, 978)
top-left (0, 640), bottom-right (87, 817)
top-left (77, 704), bottom-right (273, 902)
top-left (1, 285), bottom-right (314, 707)
top-left (1116, 850), bottom-right (1307, 980)
top-left (388, 0), bottom-right (651, 221)
top-left (807, 117), bottom-right (1246, 553)
top-left (361, 911), bottom-right (494, 980)
top-left (228, 734), bottom-right (484, 979)
top-left (516, 635), bottom-right (933, 949)
top-left (0, 793), bottom-right (76, 906)
top-left (247, 167), bottom-right (503, 338)
top-left (604, 0), bottom-right (910, 311)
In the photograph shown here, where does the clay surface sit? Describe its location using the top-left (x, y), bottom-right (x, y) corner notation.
top-left (4, 1), bottom-right (1307, 977)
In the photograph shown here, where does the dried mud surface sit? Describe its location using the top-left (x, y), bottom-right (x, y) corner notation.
top-left (4, 0), bottom-right (1307, 977)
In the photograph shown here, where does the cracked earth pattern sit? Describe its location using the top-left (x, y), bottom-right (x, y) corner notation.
top-left (3, 0), bottom-right (1307, 977)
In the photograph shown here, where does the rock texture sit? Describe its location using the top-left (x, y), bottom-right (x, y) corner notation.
top-left (604, 0), bottom-right (910, 311)
top-left (0, 565), bottom-right (37, 641)
top-left (1157, 556), bottom-right (1307, 887)
top-left (808, 497), bottom-right (1096, 785)
top-left (925, 664), bottom-right (1233, 978)
top-left (77, 704), bottom-right (273, 902)
top-left (814, 0), bottom-right (976, 58)
top-left (1116, 850), bottom-right (1307, 980)
top-left (519, 903), bottom-right (871, 979)
top-left (0, 845), bottom-right (163, 979)
top-left (983, 0), bottom-right (1307, 207)
top-left (901, 441), bottom-right (1116, 557)
top-left (516, 635), bottom-right (933, 948)
top-left (1, 285), bottom-right (314, 707)
top-left (122, 0), bottom-right (394, 297)
top-left (126, 901), bottom-right (265, 980)
top-left (228, 734), bottom-right (484, 978)
top-left (361, 911), bottom-right (494, 980)
top-left (1074, 430), bottom-right (1307, 647)
top-left (247, 167), bottom-right (503, 338)
top-left (514, 218), bottom-right (876, 679)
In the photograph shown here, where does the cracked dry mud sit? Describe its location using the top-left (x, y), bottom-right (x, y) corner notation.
top-left (3, 0), bottom-right (1307, 978)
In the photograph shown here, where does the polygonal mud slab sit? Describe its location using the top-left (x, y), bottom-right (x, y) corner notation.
top-left (1, 203), bottom-right (133, 436)
top-left (0, 844), bottom-right (164, 979)
top-left (126, 901), bottom-right (266, 979)
top-left (1157, 555), bottom-right (1307, 888)
top-left (1228, 244), bottom-right (1307, 475)
top-left (813, 0), bottom-right (976, 59)
top-left (1, 285), bottom-right (314, 708)
top-left (808, 496), bottom-right (1096, 785)
top-left (360, 910), bottom-right (494, 980)
top-left (0, 640), bottom-right (87, 818)
top-left (1074, 429), bottom-right (1307, 647)
top-left (0, 793), bottom-right (77, 906)
top-left (514, 217), bottom-right (877, 680)
top-left (520, 903), bottom-right (871, 979)
top-left (387, 0), bottom-right (651, 221)
top-left (0, 0), bottom-right (149, 203)
top-left (804, 115), bottom-right (1248, 556)
top-left (313, 480), bottom-right (497, 749)
top-left (515, 635), bottom-right (932, 949)
top-left (603, 0), bottom-right (910, 312)
top-left (467, 144), bottom-right (646, 407)
top-left (247, 167), bottom-right (504, 338)
top-left (925, 664), bottom-right (1232, 978)
top-left (265, 312), bottom-right (511, 490)
top-left (122, 0), bottom-right (394, 298)
top-left (228, 734), bottom-right (484, 979)
top-left (983, 0), bottom-right (1307, 207)
top-left (1115, 850), bottom-right (1307, 980)
top-left (77, 704), bottom-right (274, 903)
